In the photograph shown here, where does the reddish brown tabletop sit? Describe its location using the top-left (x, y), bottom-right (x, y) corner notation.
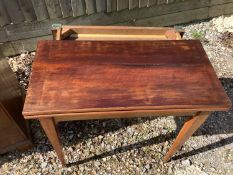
top-left (23, 40), bottom-right (231, 118)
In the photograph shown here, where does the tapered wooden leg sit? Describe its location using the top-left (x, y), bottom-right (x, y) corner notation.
top-left (39, 118), bottom-right (66, 166)
top-left (163, 112), bottom-right (210, 162)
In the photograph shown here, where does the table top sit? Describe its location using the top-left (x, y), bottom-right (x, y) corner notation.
top-left (23, 40), bottom-right (231, 118)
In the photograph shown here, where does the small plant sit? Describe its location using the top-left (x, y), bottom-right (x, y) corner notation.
top-left (191, 30), bottom-right (205, 40)
top-left (143, 147), bottom-right (150, 154)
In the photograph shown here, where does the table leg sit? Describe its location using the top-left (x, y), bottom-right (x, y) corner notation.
top-left (39, 118), bottom-right (66, 166)
top-left (163, 111), bottom-right (210, 162)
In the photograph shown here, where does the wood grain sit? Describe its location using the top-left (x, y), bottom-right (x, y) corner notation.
top-left (129, 0), bottom-right (139, 9)
top-left (117, 0), bottom-right (129, 11)
top-left (96, 0), bottom-right (107, 12)
top-left (0, 59), bottom-right (32, 154)
top-left (31, 0), bottom-right (49, 21)
top-left (157, 0), bottom-right (166, 5)
top-left (3, 0), bottom-right (25, 24)
top-left (71, 0), bottom-right (86, 17)
top-left (107, 0), bottom-right (117, 12)
top-left (53, 110), bottom-right (196, 122)
top-left (57, 25), bottom-right (181, 41)
top-left (0, 0), bottom-right (216, 43)
top-left (148, 0), bottom-right (157, 6)
top-left (0, 1), bottom-right (11, 26)
top-left (18, 0), bottom-right (37, 21)
top-left (39, 118), bottom-right (65, 165)
top-left (44, 0), bottom-right (62, 19)
top-left (23, 40), bottom-right (231, 118)
top-left (139, 0), bottom-right (148, 8)
top-left (164, 112), bottom-right (210, 162)
top-left (59, 0), bottom-right (73, 18)
top-left (60, 25), bottom-right (181, 40)
top-left (0, 29), bottom-right (8, 43)
top-left (85, 0), bottom-right (96, 14)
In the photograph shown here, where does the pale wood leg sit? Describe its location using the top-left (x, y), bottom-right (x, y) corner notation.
top-left (163, 112), bottom-right (210, 162)
top-left (39, 118), bottom-right (66, 166)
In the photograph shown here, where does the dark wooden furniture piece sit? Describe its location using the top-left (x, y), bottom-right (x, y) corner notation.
top-left (0, 59), bottom-right (32, 154)
top-left (23, 40), bottom-right (231, 166)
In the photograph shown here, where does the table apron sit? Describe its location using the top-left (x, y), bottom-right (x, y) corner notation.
top-left (51, 110), bottom-right (199, 123)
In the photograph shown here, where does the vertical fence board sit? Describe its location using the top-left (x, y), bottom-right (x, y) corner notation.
top-left (31, 0), bottom-right (49, 21)
top-left (96, 0), bottom-right (107, 12)
top-left (0, 29), bottom-right (8, 43)
top-left (44, 0), bottom-right (62, 19)
top-left (71, 0), bottom-right (86, 17)
top-left (18, 0), bottom-right (37, 22)
top-left (167, 0), bottom-right (175, 3)
top-left (157, 0), bottom-right (166, 5)
top-left (117, 0), bottom-right (129, 11)
top-left (3, 0), bottom-right (25, 24)
top-left (139, 0), bottom-right (148, 8)
top-left (85, 0), bottom-right (96, 14)
top-left (107, 0), bottom-right (117, 12)
top-left (0, 1), bottom-right (11, 26)
top-left (0, 42), bottom-right (15, 57)
top-left (148, 0), bottom-right (157, 6)
top-left (59, 0), bottom-right (73, 18)
top-left (129, 0), bottom-right (139, 9)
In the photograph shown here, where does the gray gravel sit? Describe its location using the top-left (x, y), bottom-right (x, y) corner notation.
top-left (180, 15), bottom-right (233, 78)
top-left (0, 15), bottom-right (233, 175)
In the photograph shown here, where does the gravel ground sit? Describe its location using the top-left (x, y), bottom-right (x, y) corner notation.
top-left (0, 15), bottom-right (233, 175)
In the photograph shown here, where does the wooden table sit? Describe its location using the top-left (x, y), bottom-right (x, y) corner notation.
top-left (23, 40), bottom-right (231, 166)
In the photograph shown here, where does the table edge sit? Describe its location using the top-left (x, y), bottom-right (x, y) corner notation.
top-left (23, 103), bottom-right (231, 119)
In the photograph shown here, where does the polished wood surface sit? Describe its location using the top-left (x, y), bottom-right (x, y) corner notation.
top-left (23, 39), bottom-right (231, 165)
top-left (23, 40), bottom-right (231, 118)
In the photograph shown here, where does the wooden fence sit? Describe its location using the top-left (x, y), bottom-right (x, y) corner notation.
top-left (0, 0), bottom-right (233, 57)
top-left (0, 0), bottom-right (167, 27)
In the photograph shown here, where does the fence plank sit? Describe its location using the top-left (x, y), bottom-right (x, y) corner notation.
top-left (107, 0), bottom-right (117, 12)
top-left (71, 0), bottom-right (86, 17)
top-left (211, 0), bottom-right (233, 5)
top-left (148, 0), bottom-right (157, 6)
top-left (209, 2), bottom-right (233, 17)
top-left (167, 0), bottom-right (175, 3)
top-left (96, 0), bottom-right (107, 12)
top-left (0, 0), bottom-right (222, 58)
top-left (139, 0), bottom-right (148, 8)
top-left (0, 35), bottom-right (51, 57)
top-left (157, 0), bottom-right (166, 5)
top-left (135, 7), bottom-right (208, 26)
top-left (117, 0), bottom-right (129, 11)
top-left (5, 22), bottom-right (51, 41)
top-left (129, 0), bottom-right (139, 9)
top-left (0, 1), bottom-right (11, 27)
top-left (85, 0), bottom-right (96, 14)
top-left (59, 0), bottom-right (73, 18)
top-left (0, 29), bottom-right (8, 43)
top-left (12, 35), bottom-right (52, 54)
top-left (44, 0), bottom-right (62, 19)
top-left (31, 0), bottom-right (49, 21)
top-left (3, 0), bottom-right (25, 24)
top-left (18, 0), bottom-right (37, 22)
top-left (0, 42), bottom-right (15, 58)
